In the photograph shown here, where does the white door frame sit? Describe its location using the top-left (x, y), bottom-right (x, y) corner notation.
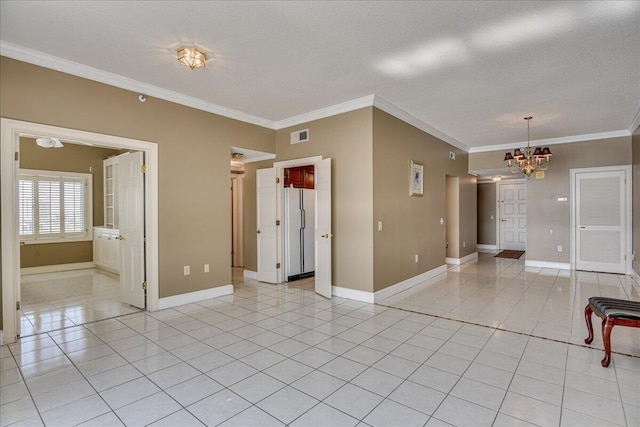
top-left (495, 179), bottom-right (526, 250)
top-left (1, 118), bottom-right (159, 344)
top-left (570, 165), bottom-right (632, 274)
top-left (273, 156), bottom-right (323, 284)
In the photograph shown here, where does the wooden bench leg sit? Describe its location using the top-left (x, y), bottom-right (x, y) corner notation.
top-left (601, 317), bottom-right (614, 367)
top-left (584, 304), bottom-right (594, 344)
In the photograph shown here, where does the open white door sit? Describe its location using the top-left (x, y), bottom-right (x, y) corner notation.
top-left (573, 167), bottom-right (629, 274)
top-left (118, 151), bottom-right (145, 308)
top-left (257, 168), bottom-right (278, 283)
top-left (498, 182), bottom-right (526, 251)
top-left (314, 158), bottom-right (332, 298)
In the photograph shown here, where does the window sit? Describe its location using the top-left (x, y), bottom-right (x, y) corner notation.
top-left (19, 170), bottom-right (92, 242)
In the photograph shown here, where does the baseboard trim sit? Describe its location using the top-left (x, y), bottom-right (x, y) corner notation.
top-left (446, 252), bottom-right (478, 265)
top-left (158, 284), bottom-right (234, 310)
top-left (331, 286), bottom-right (374, 303)
top-left (21, 262), bottom-right (96, 276)
top-left (525, 260), bottom-right (571, 270)
top-left (243, 270), bottom-right (257, 280)
top-left (0, 330), bottom-right (3, 346)
top-left (477, 244), bottom-right (497, 251)
top-left (374, 264), bottom-right (448, 302)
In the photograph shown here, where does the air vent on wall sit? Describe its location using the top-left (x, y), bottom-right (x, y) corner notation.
top-left (290, 129), bottom-right (310, 144)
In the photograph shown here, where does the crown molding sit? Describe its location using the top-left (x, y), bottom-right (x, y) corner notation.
top-left (629, 105), bottom-right (640, 134)
top-left (469, 129), bottom-right (631, 153)
top-left (0, 41), bottom-right (275, 129)
top-left (372, 96), bottom-right (470, 152)
top-left (273, 95), bottom-right (376, 130)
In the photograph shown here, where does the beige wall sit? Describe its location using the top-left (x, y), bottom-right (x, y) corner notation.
top-left (243, 108), bottom-right (374, 292)
top-left (19, 137), bottom-right (120, 267)
top-left (446, 176), bottom-right (460, 259)
top-left (633, 126), bottom-right (640, 274)
top-left (477, 183), bottom-right (497, 245)
top-left (371, 109), bottom-right (476, 292)
top-left (470, 136), bottom-right (632, 262)
top-left (1, 57), bottom-right (275, 308)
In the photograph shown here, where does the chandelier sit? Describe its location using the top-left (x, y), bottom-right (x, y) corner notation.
top-left (504, 116), bottom-right (551, 177)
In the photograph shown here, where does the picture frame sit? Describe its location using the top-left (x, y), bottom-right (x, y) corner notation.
top-left (410, 160), bottom-right (424, 197)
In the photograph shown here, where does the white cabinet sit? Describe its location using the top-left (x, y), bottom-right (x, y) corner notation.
top-left (94, 227), bottom-right (120, 273)
top-left (104, 156), bottom-right (119, 228)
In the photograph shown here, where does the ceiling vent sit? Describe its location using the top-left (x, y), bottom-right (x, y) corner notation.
top-left (290, 129), bottom-right (310, 144)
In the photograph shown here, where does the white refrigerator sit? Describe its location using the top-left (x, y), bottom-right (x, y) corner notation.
top-left (284, 187), bottom-right (315, 281)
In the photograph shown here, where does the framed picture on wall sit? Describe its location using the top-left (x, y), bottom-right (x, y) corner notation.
top-left (410, 160), bottom-right (423, 196)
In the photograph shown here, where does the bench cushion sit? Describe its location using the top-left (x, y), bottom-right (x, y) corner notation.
top-left (589, 297), bottom-right (640, 320)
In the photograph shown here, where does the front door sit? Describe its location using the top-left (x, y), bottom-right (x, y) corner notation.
top-left (573, 167), bottom-right (629, 274)
top-left (499, 182), bottom-right (526, 251)
top-left (118, 151), bottom-right (146, 308)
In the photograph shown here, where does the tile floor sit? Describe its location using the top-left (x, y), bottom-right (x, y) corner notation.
top-left (20, 269), bottom-right (141, 336)
top-left (1, 255), bottom-right (639, 426)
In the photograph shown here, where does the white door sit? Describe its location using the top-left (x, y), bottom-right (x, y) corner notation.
top-left (118, 152), bottom-right (145, 308)
top-left (257, 168), bottom-right (278, 283)
top-left (314, 158), bottom-right (332, 298)
top-left (574, 168), bottom-right (628, 274)
top-left (499, 182), bottom-right (526, 251)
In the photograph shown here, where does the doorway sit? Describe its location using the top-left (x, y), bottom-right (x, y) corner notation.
top-left (497, 181), bottom-right (526, 251)
top-left (571, 165), bottom-right (632, 274)
top-left (1, 119), bottom-right (159, 344)
top-left (256, 156), bottom-right (332, 298)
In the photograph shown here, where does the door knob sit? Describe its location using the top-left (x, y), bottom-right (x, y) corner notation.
top-left (578, 225), bottom-right (586, 229)
top-left (321, 234), bottom-right (334, 238)
top-left (257, 230), bottom-right (261, 234)
top-left (116, 235), bottom-right (124, 240)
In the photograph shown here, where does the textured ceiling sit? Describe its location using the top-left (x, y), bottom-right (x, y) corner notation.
top-left (1, 1), bottom-right (639, 151)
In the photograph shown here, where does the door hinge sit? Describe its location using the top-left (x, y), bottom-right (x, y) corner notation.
top-left (16, 301), bottom-right (21, 310)
top-left (142, 282), bottom-right (147, 290)
top-left (15, 152), bottom-right (19, 161)
top-left (141, 165), bottom-right (147, 173)
top-left (276, 177), bottom-right (280, 184)
top-left (276, 220), bottom-right (280, 226)
top-left (276, 263), bottom-right (281, 269)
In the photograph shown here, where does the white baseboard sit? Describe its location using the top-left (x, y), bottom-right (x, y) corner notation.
top-left (477, 244), bottom-right (497, 251)
top-left (374, 264), bottom-right (448, 302)
top-left (21, 262), bottom-right (96, 276)
top-left (0, 330), bottom-right (3, 346)
top-left (525, 260), bottom-right (571, 270)
top-left (243, 270), bottom-right (257, 280)
top-left (158, 284), bottom-right (233, 310)
top-left (446, 252), bottom-right (478, 265)
top-left (332, 286), bottom-right (374, 303)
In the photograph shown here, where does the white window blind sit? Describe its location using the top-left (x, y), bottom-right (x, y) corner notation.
top-left (19, 170), bottom-right (92, 242)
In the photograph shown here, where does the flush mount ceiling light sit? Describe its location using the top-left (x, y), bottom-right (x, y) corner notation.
top-left (504, 116), bottom-right (552, 178)
top-left (36, 137), bottom-right (64, 148)
top-left (177, 46), bottom-right (207, 70)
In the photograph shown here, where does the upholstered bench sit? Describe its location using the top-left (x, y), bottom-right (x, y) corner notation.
top-left (584, 297), bottom-right (640, 367)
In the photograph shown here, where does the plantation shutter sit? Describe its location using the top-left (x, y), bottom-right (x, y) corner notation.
top-left (64, 178), bottom-right (86, 236)
top-left (19, 178), bottom-right (36, 239)
top-left (38, 178), bottom-right (62, 237)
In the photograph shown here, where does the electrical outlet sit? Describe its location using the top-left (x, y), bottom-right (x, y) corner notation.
top-left (549, 229), bottom-right (554, 235)
top-left (557, 245), bottom-right (563, 252)
top-left (378, 221), bottom-right (383, 231)
top-left (440, 218), bottom-right (444, 225)
top-left (415, 254), bottom-right (419, 263)
top-left (463, 241), bottom-right (466, 248)
top-left (184, 265), bottom-right (190, 275)
top-left (204, 264), bottom-right (209, 273)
